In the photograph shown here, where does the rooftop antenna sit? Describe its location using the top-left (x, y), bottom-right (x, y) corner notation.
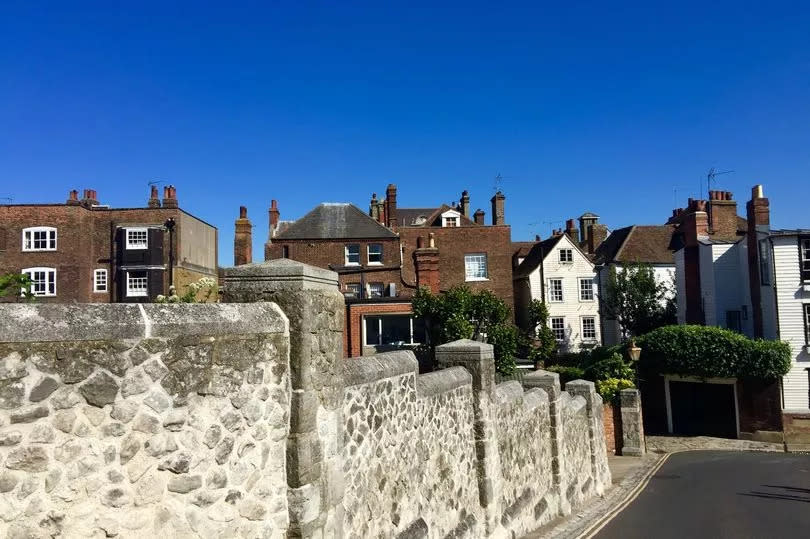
top-left (0, 197), bottom-right (13, 204)
top-left (493, 173), bottom-right (503, 192)
top-left (705, 167), bottom-right (734, 198)
top-left (148, 179), bottom-right (167, 187)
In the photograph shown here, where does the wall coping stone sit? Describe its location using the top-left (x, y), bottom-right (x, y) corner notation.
top-left (494, 381), bottom-right (525, 404)
top-left (0, 303), bottom-right (288, 343)
top-left (220, 258), bottom-right (339, 291)
top-left (523, 388), bottom-right (550, 410)
top-left (341, 350), bottom-right (417, 387)
top-left (416, 367), bottom-right (472, 396)
top-left (565, 394), bottom-right (587, 414)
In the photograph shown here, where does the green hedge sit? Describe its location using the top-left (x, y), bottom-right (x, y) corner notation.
top-left (638, 325), bottom-right (791, 380)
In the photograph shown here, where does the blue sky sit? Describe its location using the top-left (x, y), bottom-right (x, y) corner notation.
top-left (2, 1), bottom-right (809, 265)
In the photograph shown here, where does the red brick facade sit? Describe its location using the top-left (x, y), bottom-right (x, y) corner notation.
top-left (0, 188), bottom-right (217, 303)
top-left (344, 302), bottom-right (414, 358)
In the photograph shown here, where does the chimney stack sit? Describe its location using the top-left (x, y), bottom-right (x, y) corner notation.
top-left (565, 218), bottom-right (579, 243)
top-left (414, 233), bottom-right (440, 294)
top-left (490, 191), bottom-right (505, 226)
top-left (268, 199), bottom-right (280, 241)
top-left (66, 190), bottom-right (80, 206)
top-left (148, 185), bottom-right (161, 208)
top-left (386, 184), bottom-right (397, 228)
top-left (370, 193), bottom-right (379, 221)
top-left (162, 185), bottom-right (178, 209)
top-left (707, 189), bottom-right (738, 237)
top-left (746, 184), bottom-right (771, 338)
top-left (460, 190), bottom-right (470, 217)
top-left (234, 206), bottom-right (253, 266)
top-left (587, 224), bottom-right (609, 254)
top-left (81, 189), bottom-right (99, 207)
top-left (473, 209), bottom-right (485, 225)
top-left (578, 213), bottom-right (599, 246)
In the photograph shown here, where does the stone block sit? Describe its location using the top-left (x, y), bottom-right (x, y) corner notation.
top-left (79, 371), bottom-right (119, 407)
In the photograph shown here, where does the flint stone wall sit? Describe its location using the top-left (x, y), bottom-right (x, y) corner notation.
top-left (0, 303), bottom-right (290, 539)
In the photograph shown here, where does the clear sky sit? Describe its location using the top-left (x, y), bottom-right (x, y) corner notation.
top-left (2, 1), bottom-right (808, 265)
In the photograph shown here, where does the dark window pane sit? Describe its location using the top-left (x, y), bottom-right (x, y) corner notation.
top-left (365, 316), bottom-right (380, 345)
top-left (381, 316), bottom-right (411, 344)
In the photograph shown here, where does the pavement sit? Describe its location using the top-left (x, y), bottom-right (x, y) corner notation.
top-left (593, 450), bottom-right (810, 539)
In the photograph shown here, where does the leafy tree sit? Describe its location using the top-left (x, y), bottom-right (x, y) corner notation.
top-left (0, 273), bottom-right (34, 302)
top-left (525, 299), bottom-right (556, 366)
top-left (602, 262), bottom-right (676, 340)
top-left (412, 285), bottom-right (517, 374)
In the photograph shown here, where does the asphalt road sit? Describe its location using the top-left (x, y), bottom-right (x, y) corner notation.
top-left (595, 450), bottom-right (810, 539)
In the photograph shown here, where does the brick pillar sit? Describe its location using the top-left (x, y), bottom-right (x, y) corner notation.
top-left (746, 184), bottom-right (770, 338)
top-left (619, 389), bottom-right (646, 456)
top-left (220, 259), bottom-right (345, 537)
top-left (234, 206), bottom-right (253, 266)
top-left (566, 380), bottom-right (611, 495)
top-left (683, 201), bottom-right (709, 324)
top-left (523, 369), bottom-right (570, 515)
top-left (386, 184), bottom-right (397, 229)
top-left (414, 234), bottom-right (440, 293)
top-left (436, 339), bottom-right (502, 534)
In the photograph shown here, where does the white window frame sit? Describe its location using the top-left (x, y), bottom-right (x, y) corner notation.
top-left (578, 277), bottom-right (594, 301)
top-left (22, 227), bottom-right (57, 252)
top-left (801, 237), bottom-right (810, 283)
top-left (363, 314), bottom-right (422, 346)
top-left (581, 316), bottom-right (597, 341)
top-left (368, 243), bottom-right (383, 265)
top-left (345, 283), bottom-right (361, 298)
top-left (345, 244), bottom-right (360, 265)
top-left (550, 317), bottom-right (566, 342)
top-left (126, 271), bottom-right (148, 297)
top-left (22, 267), bottom-right (56, 297)
top-left (559, 248), bottom-right (573, 263)
top-left (804, 304), bottom-right (810, 345)
top-left (367, 282), bottom-right (385, 298)
top-left (441, 209), bottom-right (462, 228)
top-left (548, 278), bottom-right (564, 302)
top-left (93, 269), bottom-right (108, 293)
top-left (125, 228), bottom-right (149, 250)
top-left (464, 253), bottom-right (488, 281)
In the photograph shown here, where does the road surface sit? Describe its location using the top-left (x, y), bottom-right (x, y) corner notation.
top-left (595, 450), bottom-right (810, 539)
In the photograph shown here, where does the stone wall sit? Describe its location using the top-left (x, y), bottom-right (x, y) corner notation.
top-left (0, 303), bottom-right (290, 538)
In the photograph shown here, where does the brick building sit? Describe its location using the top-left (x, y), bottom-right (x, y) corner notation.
top-left (235, 185), bottom-right (513, 358)
top-left (0, 186), bottom-right (218, 303)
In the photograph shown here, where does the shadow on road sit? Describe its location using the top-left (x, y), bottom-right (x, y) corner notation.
top-left (739, 484), bottom-right (810, 503)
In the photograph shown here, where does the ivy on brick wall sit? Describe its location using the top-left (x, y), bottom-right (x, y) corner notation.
top-left (638, 325), bottom-right (792, 380)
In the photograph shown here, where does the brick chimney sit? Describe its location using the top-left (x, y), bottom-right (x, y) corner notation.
top-left (587, 224), bottom-right (608, 254)
top-left (414, 233), bottom-right (440, 294)
top-left (370, 193), bottom-right (379, 221)
top-left (460, 190), bottom-right (470, 218)
top-left (746, 184), bottom-right (771, 337)
top-left (234, 206), bottom-right (253, 266)
top-left (473, 209), bottom-right (485, 225)
top-left (490, 191), bottom-right (505, 226)
top-left (162, 185), bottom-right (178, 209)
top-left (565, 219), bottom-right (579, 243)
top-left (268, 199), bottom-right (280, 238)
top-left (148, 185), bottom-right (161, 208)
top-left (66, 190), bottom-right (80, 206)
top-left (707, 190), bottom-right (738, 238)
top-left (386, 184), bottom-right (397, 228)
top-left (579, 213), bottom-right (599, 245)
top-left (682, 199), bottom-right (709, 324)
top-left (80, 189), bottom-right (99, 208)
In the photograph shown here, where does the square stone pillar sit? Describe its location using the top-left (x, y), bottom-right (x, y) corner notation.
top-left (566, 380), bottom-right (611, 494)
top-left (523, 369), bottom-right (570, 516)
top-left (436, 339), bottom-right (502, 534)
top-left (620, 389), bottom-right (646, 457)
top-left (220, 259), bottom-right (345, 537)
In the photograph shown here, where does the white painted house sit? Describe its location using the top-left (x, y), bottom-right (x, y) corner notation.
top-left (514, 233), bottom-right (600, 353)
top-left (769, 231), bottom-right (810, 411)
top-left (593, 225), bottom-right (677, 345)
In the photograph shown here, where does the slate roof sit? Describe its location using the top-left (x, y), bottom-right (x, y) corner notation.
top-left (275, 203), bottom-right (398, 240)
top-left (594, 225), bottom-right (677, 265)
top-left (513, 235), bottom-right (565, 279)
top-left (396, 208), bottom-right (438, 227)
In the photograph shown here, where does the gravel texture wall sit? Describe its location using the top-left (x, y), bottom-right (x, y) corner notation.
top-left (0, 303), bottom-right (290, 538)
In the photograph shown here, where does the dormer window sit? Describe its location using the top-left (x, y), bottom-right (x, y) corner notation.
top-left (126, 228), bottom-right (148, 250)
top-left (441, 209), bottom-right (462, 228)
top-left (559, 249), bottom-right (573, 263)
top-left (22, 227), bottom-right (57, 251)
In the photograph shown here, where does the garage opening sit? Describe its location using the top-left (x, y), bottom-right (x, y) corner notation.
top-left (667, 379), bottom-right (738, 439)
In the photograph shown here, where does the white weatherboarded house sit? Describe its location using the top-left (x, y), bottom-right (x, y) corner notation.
top-left (514, 233), bottom-right (600, 353)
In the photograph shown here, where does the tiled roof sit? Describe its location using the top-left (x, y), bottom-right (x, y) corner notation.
top-left (275, 203), bottom-right (397, 240)
top-left (395, 208), bottom-right (438, 227)
top-left (595, 225), bottom-right (676, 265)
top-left (513, 235), bottom-right (565, 278)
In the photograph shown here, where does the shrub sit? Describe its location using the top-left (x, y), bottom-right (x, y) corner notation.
top-left (596, 378), bottom-right (635, 402)
top-left (638, 325), bottom-right (791, 380)
top-left (545, 365), bottom-right (585, 385)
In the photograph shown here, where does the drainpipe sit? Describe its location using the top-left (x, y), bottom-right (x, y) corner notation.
top-left (165, 218), bottom-right (176, 293)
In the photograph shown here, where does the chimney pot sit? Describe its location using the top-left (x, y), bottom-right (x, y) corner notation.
top-left (240, 206), bottom-right (247, 219)
top-left (429, 232), bottom-right (436, 248)
top-left (752, 185), bottom-right (764, 199)
top-left (417, 236), bottom-right (424, 248)
top-left (535, 234), bottom-right (540, 241)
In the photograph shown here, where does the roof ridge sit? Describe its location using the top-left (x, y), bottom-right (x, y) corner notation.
top-left (613, 225), bottom-right (636, 262)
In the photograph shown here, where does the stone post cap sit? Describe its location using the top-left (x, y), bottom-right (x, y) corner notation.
top-left (565, 379), bottom-right (597, 403)
top-left (620, 388), bottom-right (641, 408)
top-left (220, 258), bottom-right (339, 291)
top-left (435, 339), bottom-right (494, 356)
top-left (522, 369), bottom-right (562, 396)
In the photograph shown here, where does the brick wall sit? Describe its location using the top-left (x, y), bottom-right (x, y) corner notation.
top-left (345, 301), bottom-right (413, 358)
top-left (603, 402), bottom-right (623, 454)
top-left (0, 204), bottom-right (216, 303)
